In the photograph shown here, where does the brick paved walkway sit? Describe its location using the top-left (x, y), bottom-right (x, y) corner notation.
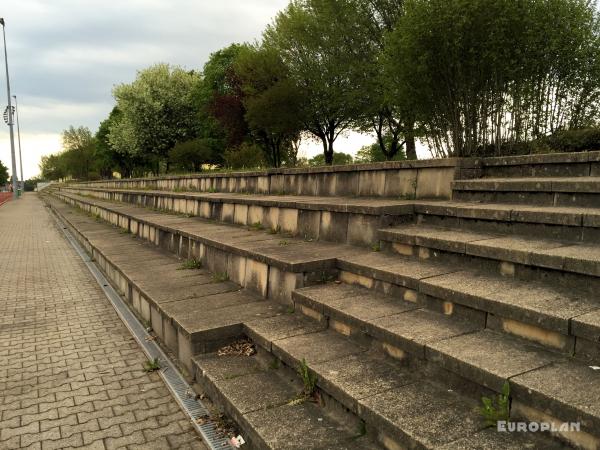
top-left (0, 194), bottom-right (206, 450)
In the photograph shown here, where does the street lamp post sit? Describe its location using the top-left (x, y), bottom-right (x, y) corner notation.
top-left (13, 95), bottom-right (24, 191)
top-left (0, 18), bottom-right (18, 199)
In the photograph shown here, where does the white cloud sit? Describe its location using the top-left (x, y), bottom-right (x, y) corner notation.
top-left (0, 0), bottom-right (386, 174)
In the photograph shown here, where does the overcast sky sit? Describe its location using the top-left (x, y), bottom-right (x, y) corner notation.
top-left (0, 0), bottom-right (375, 179)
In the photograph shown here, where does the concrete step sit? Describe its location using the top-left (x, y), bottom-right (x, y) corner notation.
top-left (242, 317), bottom-right (559, 449)
top-left (57, 185), bottom-right (414, 247)
top-left (414, 200), bottom-right (600, 242)
top-left (379, 223), bottom-right (600, 282)
top-left (478, 151), bottom-right (600, 178)
top-left (42, 193), bottom-right (569, 449)
top-left (336, 251), bottom-right (600, 357)
top-left (293, 283), bottom-right (600, 448)
top-left (56, 186), bottom-right (600, 244)
top-left (193, 352), bottom-right (377, 450)
top-left (42, 195), bottom-right (381, 449)
top-left (452, 177), bottom-right (600, 206)
top-left (66, 157), bottom-right (459, 199)
top-left (50, 189), bottom-right (367, 302)
top-left (48, 189), bottom-right (600, 357)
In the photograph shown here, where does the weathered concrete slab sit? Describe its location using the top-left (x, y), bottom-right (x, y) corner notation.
top-left (244, 402), bottom-right (361, 450)
top-left (272, 330), bottom-right (364, 367)
top-left (437, 427), bottom-right (565, 449)
top-left (244, 313), bottom-right (326, 352)
top-left (358, 381), bottom-right (481, 449)
top-left (312, 352), bottom-right (418, 413)
top-left (426, 330), bottom-right (562, 391)
top-left (337, 252), bottom-right (458, 290)
top-left (370, 309), bottom-right (480, 358)
top-left (420, 270), bottom-right (599, 335)
top-left (511, 361), bottom-right (600, 432)
top-left (572, 309), bottom-right (600, 342)
top-left (294, 283), bottom-right (418, 323)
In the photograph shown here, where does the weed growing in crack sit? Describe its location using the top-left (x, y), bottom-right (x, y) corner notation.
top-left (288, 358), bottom-right (318, 406)
top-left (143, 357), bottom-right (161, 372)
top-left (178, 258), bottom-right (202, 270)
top-left (481, 381), bottom-right (510, 427)
top-left (213, 272), bottom-right (229, 283)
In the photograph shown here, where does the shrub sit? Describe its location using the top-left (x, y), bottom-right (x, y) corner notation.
top-left (223, 142), bottom-right (266, 169)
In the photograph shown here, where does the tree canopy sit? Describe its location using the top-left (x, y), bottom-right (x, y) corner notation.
top-left (39, 0), bottom-right (600, 176)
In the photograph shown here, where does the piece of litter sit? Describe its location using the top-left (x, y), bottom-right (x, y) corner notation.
top-left (318, 417), bottom-right (323, 422)
top-left (334, 280), bottom-right (342, 284)
top-left (230, 435), bottom-right (246, 447)
top-left (196, 415), bottom-right (210, 425)
top-left (590, 366), bottom-right (600, 370)
top-left (218, 338), bottom-right (256, 357)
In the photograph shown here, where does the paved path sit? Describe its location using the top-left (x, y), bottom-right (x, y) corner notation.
top-left (0, 194), bottom-right (206, 449)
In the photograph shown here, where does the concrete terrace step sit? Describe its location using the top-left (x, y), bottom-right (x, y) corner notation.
top-left (43, 194), bottom-right (380, 449)
top-left (452, 177), bottom-right (600, 206)
top-left (58, 185), bottom-right (600, 246)
top-left (45, 192), bottom-right (571, 449)
top-left (336, 251), bottom-right (600, 357)
top-left (59, 186), bottom-right (416, 215)
top-left (240, 315), bottom-right (559, 449)
top-left (193, 352), bottom-right (378, 450)
top-left (50, 190), bottom-right (367, 302)
top-left (49, 189), bottom-right (600, 356)
top-left (292, 283), bottom-right (600, 447)
top-left (379, 224), bottom-right (600, 280)
top-left (414, 200), bottom-right (600, 242)
top-left (58, 185), bottom-right (414, 247)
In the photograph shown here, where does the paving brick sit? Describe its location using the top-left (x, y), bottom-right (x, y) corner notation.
top-left (0, 195), bottom-right (205, 450)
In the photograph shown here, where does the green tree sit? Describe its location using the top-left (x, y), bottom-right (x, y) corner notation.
top-left (61, 126), bottom-right (97, 180)
top-left (351, 0), bottom-right (419, 160)
top-left (110, 64), bottom-right (202, 173)
top-left (264, 0), bottom-right (374, 164)
top-left (387, 0), bottom-right (600, 157)
top-left (96, 107), bottom-right (147, 178)
top-left (39, 154), bottom-right (66, 181)
top-left (196, 44), bottom-right (249, 151)
top-left (235, 45), bottom-right (305, 167)
top-left (0, 161), bottom-right (9, 185)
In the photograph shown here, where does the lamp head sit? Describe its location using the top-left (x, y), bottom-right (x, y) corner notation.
top-left (0, 19), bottom-right (4, 27)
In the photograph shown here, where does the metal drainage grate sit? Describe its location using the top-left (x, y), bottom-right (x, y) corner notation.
top-left (52, 211), bottom-right (233, 450)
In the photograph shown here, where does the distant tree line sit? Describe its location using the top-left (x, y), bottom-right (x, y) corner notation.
top-left (40, 0), bottom-right (600, 180)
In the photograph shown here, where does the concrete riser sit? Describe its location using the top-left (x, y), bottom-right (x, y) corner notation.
top-left (52, 191), bottom-right (331, 306)
top-left (60, 187), bottom-right (405, 247)
top-left (379, 239), bottom-right (600, 297)
top-left (70, 164), bottom-right (457, 199)
top-left (192, 347), bottom-right (367, 450)
top-left (482, 161), bottom-right (600, 178)
top-left (453, 190), bottom-right (600, 207)
top-left (45, 192), bottom-right (599, 449)
top-left (292, 283), bottom-right (600, 447)
top-left (335, 261), bottom-right (597, 360)
top-left (418, 213), bottom-right (600, 243)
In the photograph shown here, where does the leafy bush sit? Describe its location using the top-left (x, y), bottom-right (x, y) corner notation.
top-left (169, 138), bottom-right (218, 172)
top-left (308, 152), bottom-right (353, 166)
top-left (355, 142), bottom-right (407, 163)
top-left (223, 142), bottom-right (266, 169)
top-left (542, 128), bottom-right (600, 153)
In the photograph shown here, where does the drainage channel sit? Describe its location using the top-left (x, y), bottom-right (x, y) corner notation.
top-left (51, 210), bottom-right (233, 450)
